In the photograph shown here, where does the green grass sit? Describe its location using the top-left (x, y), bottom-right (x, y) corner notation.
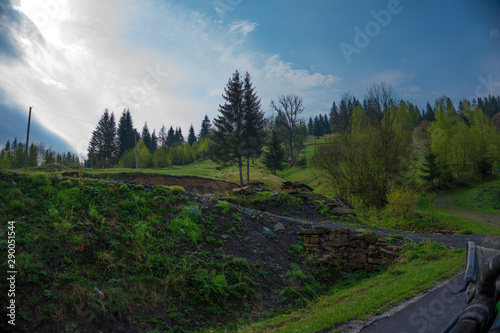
top-left (453, 179), bottom-right (500, 214)
top-left (239, 244), bottom-right (464, 333)
top-left (417, 197), bottom-right (500, 235)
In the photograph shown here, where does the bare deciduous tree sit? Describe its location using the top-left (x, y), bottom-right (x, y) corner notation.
top-left (270, 94), bottom-right (304, 165)
top-left (364, 82), bottom-right (397, 125)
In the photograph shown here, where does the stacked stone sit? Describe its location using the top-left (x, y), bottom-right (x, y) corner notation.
top-left (298, 227), bottom-right (401, 272)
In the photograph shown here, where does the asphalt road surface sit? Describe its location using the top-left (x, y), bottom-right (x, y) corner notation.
top-left (360, 274), bottom-right (467, 333)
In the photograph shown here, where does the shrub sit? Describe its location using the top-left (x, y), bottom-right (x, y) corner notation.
top-left (184, 205), bottom-right (202, 222)
top-left (215, 200), bottom-right (232, 214)
top-left (31, 173), bottom-right (51, 186)
top-left (167, 216), bottom-right (202, 244)
top-left (386, 186), bottom-right (419, 219)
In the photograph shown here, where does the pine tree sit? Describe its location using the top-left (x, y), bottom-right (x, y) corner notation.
top-left (313, 116), bottom-right (322, 137)
top-left (329, 101), bottom-right (339, 132)
top-left (307, 117), bottom-right (313, 135)
top-left (142, 123), bottom-right (154, 152)
top-left (158, 125), bottom-right (167, 147)
top-left (87, 109), bottom-right (118, 168)
top-left (424, 102), bottom-right (435, 122)
top-left (12, 138), bottom-right (18, 151)
top-left (262, 127), bottom-right (287, 175)
top-left (166, 126), bottom-right (175, 147)
top-left (210, 70), bottom-right (246, 186)
top-left (4, 140), bottom-right (10, 152)
top-left (117, 109), bottom-right (135, 157)
top-left (174, 127), bottom-right (184, 144)
top-left (188, 124), bottom-right (197, 146)
top-left (199, 115), bottom-right (212, 139)
top-left (322, 114), bottom-right (331, 135)
top-left (420, 148), bottom-right (441, 187)
top-left (241, 71), bottom-right (265, 184)
top-left (151, 130), bottom-right (158, 152)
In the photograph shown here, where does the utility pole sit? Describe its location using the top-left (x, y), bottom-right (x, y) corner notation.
top-left (24, 106), bottom-right (32, 169)
top-left (135, 131), bottom-right (139, 169)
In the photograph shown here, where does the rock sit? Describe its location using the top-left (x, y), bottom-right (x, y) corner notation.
top-left (324, 238), bottom-right (350, 247)
top-left (298, 227), bottom-right (401, 273)
top-left (232, 186), bottom-right (254, 195)
top-left (263, 227), bottom-right (270, 232)
top-left (298, 229), bottom-right (319, 235)
top-left (274, 222), bottom-right (286, 231)
top-left (314, 226), bottom-right (330, 234)
top-left (304, 244), bottom-right (321, 252)
top-left (305, 237), bottom-right (320, 244)
top-left (281, 181), bottom-right (314, 193)
top-left (332, 207), bottom-right (354, 216)
top-left (221, 235), bottom-right (228, 239)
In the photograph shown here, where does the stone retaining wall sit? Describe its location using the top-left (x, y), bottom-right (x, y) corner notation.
top-left (298, 227), bottom-right (401, 272)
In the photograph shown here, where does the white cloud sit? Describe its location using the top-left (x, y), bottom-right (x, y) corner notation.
top-left (490, 29), bottom-right (499, 38)
top-left (229, 20), bottom-right (257, 39)
top-left (3, 0), bottom-right (341, 156)
top-left (264, 54), bottom-right (340, 89)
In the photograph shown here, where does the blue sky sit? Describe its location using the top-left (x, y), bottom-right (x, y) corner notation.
top-left (1, 0), bottom-right (499, 157)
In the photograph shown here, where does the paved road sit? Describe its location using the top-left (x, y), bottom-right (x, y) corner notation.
top-left (360, 274), bottom-right (466, 333)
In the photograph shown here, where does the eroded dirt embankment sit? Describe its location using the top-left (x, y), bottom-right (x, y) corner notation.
top-left (83, 172), bottom-right (240, 194)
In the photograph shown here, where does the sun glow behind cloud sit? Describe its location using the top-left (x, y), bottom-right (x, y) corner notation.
top-left (4, 0), bottom-right (341, 157)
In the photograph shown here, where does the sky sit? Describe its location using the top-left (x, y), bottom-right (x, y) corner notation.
top-left (1, 0), bottom-right (499, 158)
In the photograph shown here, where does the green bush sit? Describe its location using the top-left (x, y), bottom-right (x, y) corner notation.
top-left (31, 173), bottom-right (51, 186)
top-left (167, 216), bottom-right (202, 244)
top-left (386, 186), bottom-right (419, 219)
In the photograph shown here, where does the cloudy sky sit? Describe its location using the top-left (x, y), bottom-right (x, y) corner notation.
top-left (1, 0), bottom-right (499, 157)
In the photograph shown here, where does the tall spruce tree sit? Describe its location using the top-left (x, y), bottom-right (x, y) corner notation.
top-left (199, 115), bottom-right (212, 139)
top-left (88, 109), bottom-right (118, 168)
top-left (188, 124), bottom-right (197, 146)
top-left (329, 101), bottom-right (339, 132)
top-left (158, 125), bottom-right (167, 147)
top-left (421, 148), bottom-right (441, 187)
top-left (151, 130), bottom-right (158, 152)
top-left (142, 123), bottom-right (154, 152)
top-left (262, 126), bottom-right (287, 175)
top-left (241, 71), bottom-right (265, 184)
top-left (117, 109), bottom-right (135, 157)
top-left (210, 70), bottom-right (246, 186)
top-left (174, 127), bottom-right (184, 144)
top-left (166, 126), bottom-right (175, 147)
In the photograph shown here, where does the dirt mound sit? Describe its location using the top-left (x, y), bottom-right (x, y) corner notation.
top-left (101, 173), bottom-right (239, 194)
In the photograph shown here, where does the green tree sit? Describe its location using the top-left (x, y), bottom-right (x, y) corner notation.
top-left (210, 70), bottom-right (246, 186)
top-left (271, 94), bottom-right (304, 165)
top-left (199, 115), bottom-right (212, 139)
top-left (88, 109), bottom-right (118, 168)
top-left (420, 148), bottom-right (440, 187)
top-left (142, 123), bottom-right (155, 153)
top-left (166, 126), bottom-right (175, 147)
top-left (152, 146), bottom-right (171, 168)
top-left (262, 127), bottom-right (287, 174)
top-left (241, 71), bottom-right (265, 184)
top-left (117, 109), bottom-right (135, 157)
top-left (188, 124), bottom-right (197, 146)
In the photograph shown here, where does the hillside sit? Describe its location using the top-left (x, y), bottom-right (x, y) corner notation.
top-left (0, 169), bottom-right (483, 332)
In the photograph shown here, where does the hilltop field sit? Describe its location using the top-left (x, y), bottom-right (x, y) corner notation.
top-left (1, 137), bottom-right (499, 332)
